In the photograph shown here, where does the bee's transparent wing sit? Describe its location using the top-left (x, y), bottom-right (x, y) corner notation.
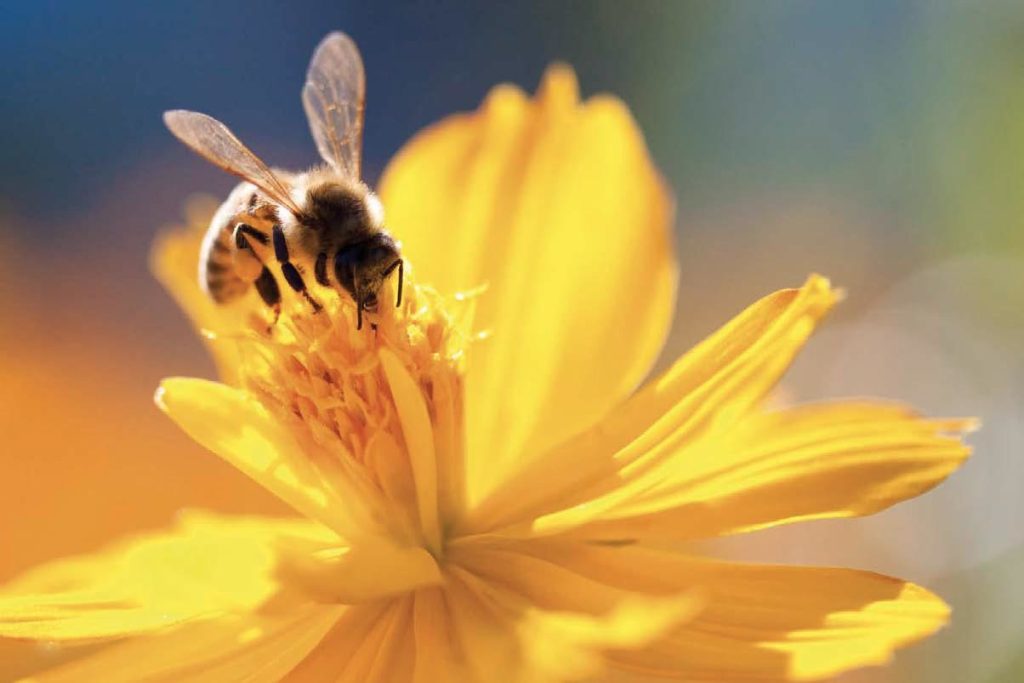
top-left (163, 110), bottom-right (302, 216)
top-left (302, 31), bottom-right (365, 179)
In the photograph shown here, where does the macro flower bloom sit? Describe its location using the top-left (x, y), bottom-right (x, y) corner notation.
top-left (0, 67), bottom-right (974, 682)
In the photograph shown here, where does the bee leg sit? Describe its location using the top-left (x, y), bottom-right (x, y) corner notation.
top-left (254, 266), bottom-right (282, 326)
top-left (232, 224), bottom-right (271, 276)
top-left (281, 263), bottom-right (323, 313)
top-left (272, 225), bottom-right (322, 313)
top-left (233, 224), bottom-right (282, 326)
top-left (234, 223), bottom-right (269, 250)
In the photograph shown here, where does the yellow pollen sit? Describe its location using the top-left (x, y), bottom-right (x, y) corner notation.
top-left (227, 280), bottom-right (466, 552)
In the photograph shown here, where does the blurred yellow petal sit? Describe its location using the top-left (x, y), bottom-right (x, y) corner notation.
top-left (467, 275), bottom-right (837, 535)
top-left (506, 541), bottom-right (948, 681)
top-left (555, 402), bottom-right (974, 540)
top-left (151, 197), bottom-right (255, 383)
top-left (0, 511), bottom-right (322, 642)
top-left (156, 377), bottom-right (361, 536)
top-left (22, 607), bottom-right (342, 683)
top-left (380, 65), bottom-right (676, 503)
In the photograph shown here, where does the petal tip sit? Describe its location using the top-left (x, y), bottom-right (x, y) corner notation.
top-left (958, 417), bottom-right (983, 434)
top-left (154, 377), bottom-right (190, 414)
top-left (154, 383), bottom-right (168, 412)
top-left (806, 272), bottom-right (838, 298)
top-left (799, 273), bottom-right (841, 321)
top-left (482, 82), bottom-right (528, 116)
top-left (539, 62), bottom-right (580, 106)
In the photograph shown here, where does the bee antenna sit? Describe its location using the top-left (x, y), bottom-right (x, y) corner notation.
top-left (382, 258), bottom-right (404, 307)
top-left (394, 259), bottom-right (404, 307)
top-left (356, 299), bottom-right (364, 330)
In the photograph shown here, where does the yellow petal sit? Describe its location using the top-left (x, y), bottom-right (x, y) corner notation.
top-left (519, 595), bottom-right (697, 683)
top-left (450, 542), bottom-right (673, 616)
top-left (156, 377), bottom-right (365, 537)
top-left (275, 534), bottom-right (441, 605)
top-left (466, 275), bottom-right (837, 535)
top-left (335, 599), bottom-right (414, 683)
top-left (411, 588), bottom-right (459, 683)
top-left (615, 563), bottom-right (948, 681)
top-left (0, 511), bottom-right (327, 642)
top-left (505, 541), bottom-right (949, 681)
top-left (22, 606), bottom-right (342, 683)
top-left (445, 565), bottom-right (697, 683)
top-left (380, 349), bottom-right (441, 553)
top-left (558, 401), bottom-right (974, 540)
top-left (380, 65), bottom-right (676, 504)
top-left (150, 198), bottom-right (255, 383)
top-left (284, 599), bottom-right (413, 683)
top-left (440, 570), bottom-right (520, 683)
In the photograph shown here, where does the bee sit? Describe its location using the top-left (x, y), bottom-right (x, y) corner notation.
top-left (164, 31), bottom-right (402, 330)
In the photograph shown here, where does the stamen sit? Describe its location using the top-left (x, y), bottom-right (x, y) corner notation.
top-left (230, 282), bottom-right (467, 549)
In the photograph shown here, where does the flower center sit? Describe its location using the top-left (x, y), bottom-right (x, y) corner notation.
top-left (233, 280), bottom-right (466, 552)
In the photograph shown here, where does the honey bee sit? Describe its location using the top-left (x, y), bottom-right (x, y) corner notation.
top-left (164, 31), bottom-right (402, 330)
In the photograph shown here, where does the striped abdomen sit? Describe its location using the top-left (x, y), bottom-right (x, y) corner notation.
top-left (198, 182), bottom-right (275, 304)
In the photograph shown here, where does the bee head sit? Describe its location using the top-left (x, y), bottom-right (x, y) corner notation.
top-left (333, 233), bottom-right (403, 329)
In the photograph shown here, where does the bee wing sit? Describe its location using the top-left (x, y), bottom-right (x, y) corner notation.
top-left (302, 31), bottom-right (365, 179)
top-left (163, 110), bottom-right (302, 216)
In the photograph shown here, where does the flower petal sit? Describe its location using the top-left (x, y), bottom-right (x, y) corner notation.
top-left (411, 588), bottom-right (459, 683)
top-left (284, 599), bottom-right (414, 683)
top-left (156, 377), bottom-right (361, 536)
top-left (444, 565), bottom-right (697, 683)
top-left (380, 349), bottom-right (441, 553)
top-left (466, 275), bottom-right (837, 535)
top-left (613, 564), bottom-right (949, 682)
top-left (0, 511), bottom-right (327, 642)
top-left (275, 534), bottom-right (441, 605)
top-left (21, 606), bottom-right (342, 683)
top-left (151, 198), bottom-right (256, 383)
top-left (553, 401), bottom-right (974, 540)
top-left (380, 65), bottom-right (676, 503)
top-left (504, 541), bottom-right (949, 681)
top-left (448, 540), bottom-right (699, 682)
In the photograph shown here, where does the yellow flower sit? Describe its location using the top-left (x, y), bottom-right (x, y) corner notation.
top-left (0, 66), bottom-right (974, 682)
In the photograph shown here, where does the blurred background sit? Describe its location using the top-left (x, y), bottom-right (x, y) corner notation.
top-left (1, 1), bottom-right (1021, 680)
